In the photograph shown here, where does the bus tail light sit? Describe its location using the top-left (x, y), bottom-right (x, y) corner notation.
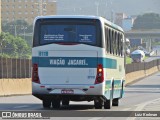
top-left (95, 64), bottom-right (104, 84)
top-left (32, 63), bottom-right (40, 84)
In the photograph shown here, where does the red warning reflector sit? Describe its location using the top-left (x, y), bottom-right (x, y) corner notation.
top-left (90, 86), bottom-right (94, 88)
top-left (40, 86), bottom-right (45, 88)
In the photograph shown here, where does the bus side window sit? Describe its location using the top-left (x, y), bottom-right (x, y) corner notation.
top-left (120, 34), bottom-right (123, 56)
top-left (118, 33), bottom-right (120, 56)
top-left (105, 27), bottom-right (108, 53)
top-left (108, 29), bottom-right (111, 54)
top-left (115, 32), bottom-right (118, 55)
top-left (112, 31), bottom-right (115, 55)
top-left (122, 34), bottom-right (125, 56)
top-left (113, 31), bottom-right (117, 55)
top-left (111, 30), bottom-right (114, 54)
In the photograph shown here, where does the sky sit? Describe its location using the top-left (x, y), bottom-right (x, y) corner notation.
top-left (57, 0), bottom-right (160, 19)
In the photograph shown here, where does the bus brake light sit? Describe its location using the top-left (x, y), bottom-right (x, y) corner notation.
top-left (32, 63), bottom-right (40, 84)
top-left (95, 64), bottom-right (104, 84)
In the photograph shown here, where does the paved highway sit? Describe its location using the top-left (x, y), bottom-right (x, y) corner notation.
top-left (0, 72), bottom-right (160, 119)
top-left (144, 45), bottom-right (160, 62)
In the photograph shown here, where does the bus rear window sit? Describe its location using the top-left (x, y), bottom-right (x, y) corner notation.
top-left (40, 25), bottom-right (96, 45)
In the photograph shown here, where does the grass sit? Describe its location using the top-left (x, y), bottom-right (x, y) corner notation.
top-left (126, 57), bottom-right (132, 64)
top-left (126, 56), bottom-right (149, 64)
top-left (152, 42), bottom-right (160, 46)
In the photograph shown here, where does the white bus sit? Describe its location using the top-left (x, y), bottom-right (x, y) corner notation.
top-left (32, 15), bottom-right (125, 109)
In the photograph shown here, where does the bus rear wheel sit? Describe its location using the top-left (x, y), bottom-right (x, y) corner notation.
top-left (94, 100), bottom-right (103, 109)
top-left (62, 100), bottom-right (69, 106)
top-left (43, 100), bottom-right (51, 108)
top-left (112, 98), bottom-right (119, 106)
top-left (52, 99), bottom-right (61, 109)
top-left (104, 99), bottom-right (112, 109)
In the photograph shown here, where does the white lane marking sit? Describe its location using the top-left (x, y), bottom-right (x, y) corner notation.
top-left (127, 98), bottom-right (160, 120)
top-left (14, 105), bottom-right (29, 109)
top-left (88, 117), bottom-right (103, 120)
top-left (135, 98), bottom-right (160, 111)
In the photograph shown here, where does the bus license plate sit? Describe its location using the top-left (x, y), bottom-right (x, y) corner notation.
top-left (61, 89), bottom-right (74, 94)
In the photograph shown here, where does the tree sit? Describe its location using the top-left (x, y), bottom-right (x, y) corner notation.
top-left (132, 13), bottom-right (160, 29)
top-left (2, 20), bottom-right (33, 36)
top-left (2, 20), bottom-right (33, 49)
top-left (0, 32), bottom-right (31, 58)
top-left (0, 32), bottom-right (7, 55)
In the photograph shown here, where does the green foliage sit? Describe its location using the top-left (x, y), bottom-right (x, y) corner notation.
top-left (133, 13), bottom-right (160, 29)
top-left (2, 20), bottom-right (33, 47)
top-left (0, 32), bottom-right (31, 58)
top-left (1, 20), bottom-right (33, 57)
top-left (126, 57), bottom-right (132, 64)
top-left (2, 20), bottom-right (33, 36)
top-left (152, 41), bottom-right (160, 46)
top-left (126, 56), bottom-right (149, 64)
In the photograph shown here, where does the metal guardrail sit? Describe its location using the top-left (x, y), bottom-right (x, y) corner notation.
top-left (0, 57), bottom-right (31, 78)
top-left (126, 59), bottom-right (160, 74)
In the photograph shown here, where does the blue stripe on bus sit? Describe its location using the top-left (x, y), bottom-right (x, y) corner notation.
top-left (32, 57), bottom-right (117, 69)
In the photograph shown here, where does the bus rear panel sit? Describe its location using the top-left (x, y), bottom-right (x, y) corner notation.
top-left (32, 16), bottom-right (125, 109)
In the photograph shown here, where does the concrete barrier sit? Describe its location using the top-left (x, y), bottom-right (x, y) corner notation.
top-left (126, 66), bottom-right (159, 85)
top-left (0, 80), bottom-right (4, 96)
top-left (0, 78), bottom-right (31, 96)
top-left (145, 66), bottom-right (159, 76)
top-left (125, 70), bottom-right (145, 85)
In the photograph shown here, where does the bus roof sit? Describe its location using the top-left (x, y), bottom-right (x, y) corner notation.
top-left (34, 15), bottom-right (123, 32)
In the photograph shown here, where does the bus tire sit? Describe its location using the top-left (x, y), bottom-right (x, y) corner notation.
top-left (62, 100), bottom-right (69, 106)
top-left (112, 98), bottom-right (119, 106)
top-left (43, 100), bottom-right (51, 108)
top-left (104, 97), bottom-right (113, 109)
top-left (94, 100), bottom-right (103, 109)
top-left (52, 99), bottom-right (61, 109)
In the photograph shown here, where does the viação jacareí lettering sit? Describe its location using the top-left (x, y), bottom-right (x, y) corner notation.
top-left (50, 58), bottom-right (88, 66)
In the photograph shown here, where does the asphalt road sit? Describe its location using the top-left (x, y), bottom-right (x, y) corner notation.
top-left (0, 72), bottom-right (160, 119)
top-left (144, 46), bottom-right (160, 62)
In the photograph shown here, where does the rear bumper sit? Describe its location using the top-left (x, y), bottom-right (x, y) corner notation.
top-left (32, 82), bottom-right (104, 96)
top-left (33, 94), bottom-right (105, 101)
